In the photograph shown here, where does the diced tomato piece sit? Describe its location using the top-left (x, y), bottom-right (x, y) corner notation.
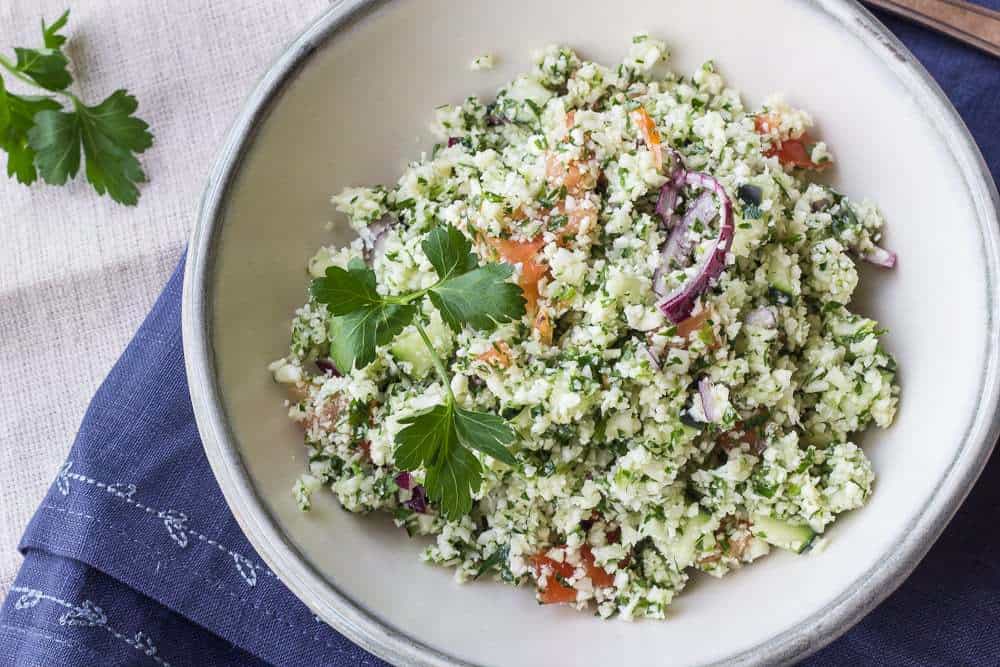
top-left (545, 153), bottom-right (595, 196)
top-left (533, 309), bottom-right (554, 346)
top-left (490, 236), bottom-right (546, 267)
top-left (676, 309), bottom-right (711, 338)
top-left (674, 309), bottom-right (719, 349)
top-left (631, 107), bottom-right (662, 170)
top-left (530, 551), bottom-right (576, 604)
top-left (530, 552), bottom-right (576, 580)
top-left (550, 199), bottom-right (597, 245)
top-left (754, 114), bottom-right (828, 170)
top-left (530, 546), bottom-right (614, 604)
top-left (545, 154), bottom-right (581, 194)
top-left (488, 236), bottom-right (548, 316)
top-left (770, 136), bottom-right (828, 170)
top-left (476, 341), bottom-right (512, 368)
top-left (754, 113), bottom-right (779, 135)
top-left (581, 546), bottom-right (615, 588)
top-left (538, 580), bottom-right (578, 604)
top-left (486, 236), bottom-right (555, 342)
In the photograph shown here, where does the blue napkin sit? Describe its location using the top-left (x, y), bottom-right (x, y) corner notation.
top-left (0, 260), bottom-right (383, 667)
top-left (2, 5), bottom-right (998, 666)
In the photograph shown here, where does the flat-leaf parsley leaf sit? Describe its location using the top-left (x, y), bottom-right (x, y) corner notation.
top-left (42, 11), bottom-right (70, 50)
top-left (422, 224), bottom-right (478, 280)
top-left (327, 301), bottom-right (417, 372)
top-left (428, 263), bottom-right (525, 332)
top-left (0, 77), bottom-right (60, 184)
top-left (310, 223), bottom-right (524, 519)
top-left (395, 402), bottom-right (516, 518)
top-left (0, 10), bottom-right (153, 204)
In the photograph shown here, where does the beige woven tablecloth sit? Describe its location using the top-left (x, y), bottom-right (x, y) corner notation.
top-left (0, 0), bottom-right (328, 600)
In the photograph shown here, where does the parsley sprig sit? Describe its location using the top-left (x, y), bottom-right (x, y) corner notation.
top-left (311, 224), bottom-right (526, 519)
top-left (0, 11), bottom-right (153, 205)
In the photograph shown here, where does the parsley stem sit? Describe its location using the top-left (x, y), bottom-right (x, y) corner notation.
top-left (385, 290), bottom-right (427, 306)
top-left (0, 54), bottom-right (75, 102)
top-left (0, 55), bottom-right (40, 90)
top-left (414, 319), bottom-right (455, 403)
top-left (384, 279), bottom-right (445, 306)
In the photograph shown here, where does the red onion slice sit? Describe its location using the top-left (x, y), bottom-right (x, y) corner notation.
top-left (745, 306), bottom-right (777, 329)
top-left (641, 344), bottom-right (661, 372)
top-left (363, 217), bottom-right (394, 265)
top-left (655, 149), bottom-right (687, 227)
top-left (406, 485), bottom-right (429, 513)
top-left (653, 149), bottom-right (691, 296)
top-left (656, 172), bottom-right (735, 323)
top-left (863, 245), bottom-right (897, 269)
top-left (653, 192), bottom-right (716, 297)
top-left (698, 377), bottom-right (722, 423)
top-left (395, 472), bottom-right (429, 513)
top-left (315, 358), bottom-right (341, 376)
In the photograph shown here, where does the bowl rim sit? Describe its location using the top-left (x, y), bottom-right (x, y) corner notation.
top-left (182, 1), bottom-right (1000, 664)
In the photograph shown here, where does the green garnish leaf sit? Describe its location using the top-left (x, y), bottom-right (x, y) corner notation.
top-left (0, 12), bottom-right (154, 204)
top-left (429, 263), bottom-right (526, 332)
top-left (13, 48), bottom-right (71, 92)
top-left (29, 90), bottom-right (153, 205)
top-left (426, 437), bottom-right (482, 520)
top-left (27, 108), bottom-right (79, 184)
top-left (422, 224), bottom-right (477, 281)
top-left (474, 544), bottom-right (510, 580)
top-left (424, 436), bottom-right (483, 521)
top-left (42, 11), bottom-right (71, 49)
top-left (0, 77), bottom-right (61, 184)
top-left (453, 406), bottom-right (517, 465)
top-left (394, 404), bottom-right (453, 471)
top-left (311, 224), bottom-right (524, 518)
top-left (395, 403), bottom-right (482, 519)
top-left (327, 302), bottom-right (415, 372)
top-left (312, 261), bottom-right (416, 370)
top-left (310, 264), bottom-right (382, 315)
top-left (395, 402), bottom-right (517, 520)
top-left (0, 78), bottom-right (8, 130)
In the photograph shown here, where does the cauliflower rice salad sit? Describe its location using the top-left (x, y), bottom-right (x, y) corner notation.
top-left (269, 36), bottom-right (899, 620)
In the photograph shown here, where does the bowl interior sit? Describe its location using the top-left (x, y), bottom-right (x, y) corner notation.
top-left (202, 0), bottom-right (998, 664)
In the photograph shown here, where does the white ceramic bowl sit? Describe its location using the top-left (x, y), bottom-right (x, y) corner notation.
top-left (182, 1), bottom-right (1000, 665)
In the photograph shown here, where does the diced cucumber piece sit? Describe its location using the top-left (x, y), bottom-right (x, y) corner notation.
top-left (731, 217), bottom-right (767, 258)
top-left (765, 248), bottom-right (797, 303)
top-left (828, 313), bottom-right (881, 345)
top-left (666, 513), bottom-right (712, 569)
top-left (751, 514), bottom-right (816, 553)
top-left (768, 286), bottom-right (794, 306)
top-left (308, 247), bottom-right (336, 278)
top-left (390, 315), bottom-right (453, 379)
top-left (391, 329), bottom-right (432, 378)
